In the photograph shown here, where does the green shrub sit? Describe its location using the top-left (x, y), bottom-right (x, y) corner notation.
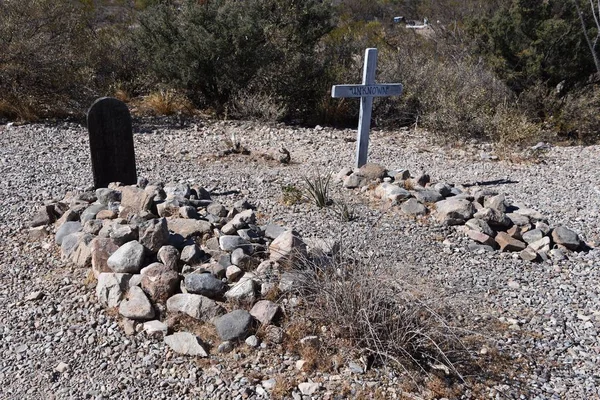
top-left (556, 86), bottom-right (600, 143)
top-left (134, 0), bottom-right (334, 119)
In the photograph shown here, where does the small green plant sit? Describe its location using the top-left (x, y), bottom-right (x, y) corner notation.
top-left (303, 171), bottom-right (332, 208)
top-left (281, 184), bottom-right (303, 206)
top-left (331, 199), bottom-right (356, 222)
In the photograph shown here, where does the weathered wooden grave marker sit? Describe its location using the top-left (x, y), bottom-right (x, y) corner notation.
top-left (87, 97), bottom-right (137, 188)
top-left (331, 48), bottom-right (403, 168)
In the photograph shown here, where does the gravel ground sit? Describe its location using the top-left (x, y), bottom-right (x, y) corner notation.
top-left (0, 119), bottom-right (599, 399)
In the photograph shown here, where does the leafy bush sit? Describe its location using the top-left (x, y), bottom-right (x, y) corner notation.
top-left (134, 0), bottom-right (334, 119)
top-left (556, 86), bottom-right (600, 143)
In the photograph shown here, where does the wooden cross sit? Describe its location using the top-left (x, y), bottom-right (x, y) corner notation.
top-left (332, 48), bottom-right (403, 168)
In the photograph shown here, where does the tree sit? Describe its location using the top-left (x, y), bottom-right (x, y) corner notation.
top-left (572, 0), bottom-right (600, 74)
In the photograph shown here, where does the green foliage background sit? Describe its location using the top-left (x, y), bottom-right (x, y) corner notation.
top-left (1, 0), bottom-right (600, 144)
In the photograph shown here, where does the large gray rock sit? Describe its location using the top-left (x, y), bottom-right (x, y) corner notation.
top-left (157, 245), bottom-right (180, 271)
top-left (520, 247), bottom-right (539, 262)
top-left (414, 190), bottom-right (443, 204)
top-left (139, 218), bottom-right (169, 253)
top-left (530, 236), bottom-right (551, 252)
top-left (166, 293), bottom-right (225, 321)
top-left (357, 163), bottom-right (387, 181)
top-left (225, 277), bottom-right (257, 303)
top-left (484, 193), bottom-right (507, 212)
top-left (401, 198), bottom-right (427, 216)
top-left (164, 182), bottom-right (190, 199)
top-left (109, 224), bottom-right (138, 246)
top-left (207, 202), bottom-right (228, 217)
top-left (522, 229), bottom-right (544, 244)
top-left (168, 219), bottom-right (212, 238)
top-left (80, 204), bottom-right (107, 223)
top-left (107, 240), bottom-right (145, 273)
top-left (141, 262), bottom-right (180, 303)
top-left (465, 218), bottom-right (495, 237)
top-left (513, 205), bottom-right (545, 221)
top-left (61, 232), bottom-right (92, 260)
top-left (219, 235), bottom-right (254, 254)
top-left (83, 219), bottom-right (103, 235)
top-left (269, 230), bottom-right (307, 266)
top-left (185, 273), bottom-right (227, 298)
top-left (473, 207), bottom-right (512, 229)
top-left (156, 199), bottom-right (181, 218)
top-left (164, 332), bottom-right (208, 357)
top-left (180, 244), bottom-right (204, 264)
top-left (343, 173), bottom-right (368, 189)
top-left (119, 286), bottom-right (155, 320)
top-left (552, 226), bottom-right (581, 250)
top-left (221, 209), bottom-right (256, 235)
top-left (506, 213), bottom-right (530, 227)
top-left (96, 273), bottom-right (133, 308)
top-left (55, 221), bottom-right (82, 245)
top-left (71, 235), bottom-right (94, 267)
top-left (214, 310), bottom-right (254, 341)
top-left (374, 183), bottom-right (411, 202)
top-left (250, 300), bottom-right (280, 325)
top-left (435, 199), bottom-right (474, 225)
top-left (96, 188), bottom-right (121, 205)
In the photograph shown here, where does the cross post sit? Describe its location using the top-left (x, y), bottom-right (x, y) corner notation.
top-left (331, 48), bottom-right (403, 168)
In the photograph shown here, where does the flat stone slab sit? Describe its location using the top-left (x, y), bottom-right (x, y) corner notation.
top-left (168, 219), bottom-right (212, 238)
top-left (164, 332), bottom-right (208, 357)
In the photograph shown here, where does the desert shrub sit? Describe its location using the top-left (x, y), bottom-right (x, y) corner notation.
top-left (373, 30), bottom-right (514, 141)
top-left (316, 20), bottom-right (388, 126)
top-left (134, 0), bottom-right (334, 119)
top-left (466, 0), bottom-right (594, 93)
top-left (303, 171), bottom-right (332, 208)
top-left (293, 251), bottom-right (472, 379)
top-left (555, 85), bottom-right (600, 143)
top-left (0, 0), bottom-right (143, 120)
top-left (0, 0), bottom-right (96, 119)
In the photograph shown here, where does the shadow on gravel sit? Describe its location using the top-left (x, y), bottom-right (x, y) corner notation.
top-left (463, 178), bottom-right (519, 187)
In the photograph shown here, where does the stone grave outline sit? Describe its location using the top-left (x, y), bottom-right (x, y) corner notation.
top-left (331, 48), bottom-right (403, 168)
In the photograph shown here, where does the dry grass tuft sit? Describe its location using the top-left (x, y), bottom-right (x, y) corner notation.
top-left (270, 376), bottom-right (296, 400)
top-left (292, 251), bottom-right (477, 387)
top-left (141, 89), bottom-right (193, 116)
top-left (0, 98), bottom-right (37, 121)
top-left (113, 89), bottom-right (131, 103)
top-left (403, 179), bottom-right (415, 191)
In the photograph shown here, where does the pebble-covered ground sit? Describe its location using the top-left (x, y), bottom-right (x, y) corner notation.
top-left (0, 119), bottom-right (599, 399)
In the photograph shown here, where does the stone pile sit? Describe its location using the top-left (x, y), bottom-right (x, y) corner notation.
top-left (29, 180), bottom-right (330, 356)
top-left (338, 163), bottom-right (588, 262)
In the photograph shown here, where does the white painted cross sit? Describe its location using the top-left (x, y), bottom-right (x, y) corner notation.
top-left (331, 48), bottom-right (403, 168)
